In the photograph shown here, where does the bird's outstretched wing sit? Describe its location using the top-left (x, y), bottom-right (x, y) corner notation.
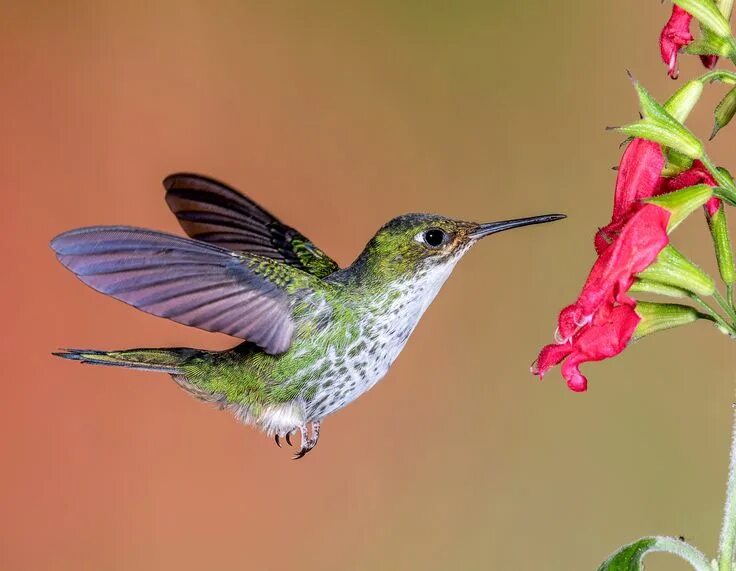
top-left (163, 173), bottom-right (340, 279)
top-left (51, 226), bottom-right (318, 354)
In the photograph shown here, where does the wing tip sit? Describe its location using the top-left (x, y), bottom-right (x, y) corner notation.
top-left (163, 172), bottom-right (234, 193)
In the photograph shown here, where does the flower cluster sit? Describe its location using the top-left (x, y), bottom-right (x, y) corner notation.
top-left (532, 139), bottom-right (713, 391)
top-left (532, 0), bottom-right (736, 392)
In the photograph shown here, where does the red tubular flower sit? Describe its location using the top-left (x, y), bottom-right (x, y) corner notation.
top-left (533, 140), bottom-right (672, 391)
top-left (660, 6), bottom-right (694, 79)
top-left (533, 204), bottom-right (670, 391)
top-left (659, 5), bottom-right (720, 79)
top-left (594, 139), bottom-right (666, 254)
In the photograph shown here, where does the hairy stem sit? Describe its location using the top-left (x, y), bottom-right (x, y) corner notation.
top-left (689, 293), bottom-right (736, 335)
top-left (715, 290), bottom-right (736, 324)
top-left (719, 410), bottom-right (736, 571)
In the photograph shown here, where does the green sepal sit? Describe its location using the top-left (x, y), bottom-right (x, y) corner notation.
top-left (633, 301), bottom-right (700, 339)
top-left (617, 82), bottom-right (703, 159)
top-left (717, 0), bottom-right (735, 19)
top-left (638, 245), bottom-right (715, 296)
top-left (683, 35), bottom-right (733, 56)
top-left (662, 149), bottom-right (694, 177)
top-left (646, 184), bottom-right (713, 231)
top-left (711, 86), bottom-right (736, 140)
top-left (598, 536), bottom-right (712, 571)
top-left (629, 278), bottom-right (689, 298)
top-left (674, 0), bottom-right (733, 38)
top-left (708, 204), bottom-right (736, 283)
top-left (664, 80), bottom-right (704, 123)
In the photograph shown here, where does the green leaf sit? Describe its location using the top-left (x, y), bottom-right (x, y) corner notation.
top-left (598, 537), bottom-right (657, 570)
top-left (598, 536), bottom-right (712, 571)
top-left (711, 86), bottom-right (736, 140)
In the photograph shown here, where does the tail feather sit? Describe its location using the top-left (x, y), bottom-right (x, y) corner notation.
top-left (53, 348), bottom-right (197, 374)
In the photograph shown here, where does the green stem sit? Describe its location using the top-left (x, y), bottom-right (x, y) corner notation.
top-left (714, 289), bottom-right (736, 324)
top-left (647, 536), bottom-right (716, 571)
top-left (702, 155), bottom-right (736, 190)
top-left (729, 283), bottom-right (735, 311)
top-left (702, 155), bottom-right (736, 207)
top-left (719, 410), bottom-right (736, 571)
top-left (689, 293), bottom-right (736, 335)
top-left (700, 69), bottom-right (736, 84)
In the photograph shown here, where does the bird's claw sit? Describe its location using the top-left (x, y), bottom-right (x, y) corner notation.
top-left (274, 431), bottom-right (294, 449)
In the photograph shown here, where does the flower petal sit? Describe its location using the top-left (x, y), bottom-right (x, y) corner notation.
top-left (559, 305), bottom-right (641, 392)
top-left (660, 6), bottom-right (694, 79)
top-left (559, 204), bottom-right (670, 341)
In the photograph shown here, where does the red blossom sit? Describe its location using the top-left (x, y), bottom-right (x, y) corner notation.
top-left (660, 6), bottom-right (694, 79)
top-left (659, 5), bottom-right (720, 79)
top-left (595, 139), bottom-right (666, 254)
top-left (533, 140), bottom-right (672, 391)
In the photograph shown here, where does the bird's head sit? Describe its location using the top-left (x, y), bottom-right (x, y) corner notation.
top-left (349, 212), bottom-right (565, 284)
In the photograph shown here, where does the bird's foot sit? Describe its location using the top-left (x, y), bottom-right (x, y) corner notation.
top-left (293, 421), bottom-right (321, 460)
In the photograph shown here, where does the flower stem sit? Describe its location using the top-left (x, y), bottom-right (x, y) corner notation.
top-left (714, 290), bottom-right (736, 325)
top-left (719, 410), bottom-right (736, 571)
top-left (689, 293), bottom-right (736, 335)
top-left (700, 69), bottom-right (736, 85)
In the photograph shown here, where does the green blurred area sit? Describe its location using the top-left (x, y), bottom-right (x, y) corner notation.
top-left (1, 2), bottom-right (735, 570)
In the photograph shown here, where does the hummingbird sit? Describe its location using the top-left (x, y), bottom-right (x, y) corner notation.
top-left (51, 174), bottom-right (564, 458)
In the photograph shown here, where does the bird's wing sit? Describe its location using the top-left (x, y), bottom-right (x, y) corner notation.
top-left (163, 173), bottom-right (340, 279)
top-left (51, 226), bottom-right (320, 354)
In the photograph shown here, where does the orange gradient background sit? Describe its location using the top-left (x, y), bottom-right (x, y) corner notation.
top-left (3, 2), bottom-right (736, 570)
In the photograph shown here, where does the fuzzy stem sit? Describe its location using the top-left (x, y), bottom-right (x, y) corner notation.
top-left (715, 290), bottom-right (736, 324)
top-left (700, 69), bottom-right (736, 84)
top-left (689, 293), bottom-right (736, 335)
top-left (719, 410), bottom-right (736, 571)
top-left (650, 536), bottom-right (716, 571)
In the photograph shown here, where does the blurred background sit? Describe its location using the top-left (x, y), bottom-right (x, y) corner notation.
top-left (2, 1), bottom-right (735, 569)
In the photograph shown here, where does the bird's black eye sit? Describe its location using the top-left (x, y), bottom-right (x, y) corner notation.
top-left (422, 228), bottom-right (447, 248)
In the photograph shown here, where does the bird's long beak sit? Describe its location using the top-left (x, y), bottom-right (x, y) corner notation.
top-left (469, 213), bottom-right (566, 240)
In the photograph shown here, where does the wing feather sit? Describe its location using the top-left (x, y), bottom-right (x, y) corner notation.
top-left (50, 226), bottom-right (307, 354)
top-left (164, 173), bottom-right (340, 278)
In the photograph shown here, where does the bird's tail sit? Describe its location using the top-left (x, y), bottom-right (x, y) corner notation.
top-left (53, 347), bottom-right (198, 374)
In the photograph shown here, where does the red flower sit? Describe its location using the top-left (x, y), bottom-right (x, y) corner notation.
top-left (660, 6), bottom-right (694, 79)
top-left (594, 139), bottom-right (667, 254)
top-left (533, 140), bottom-right (671, 391)
top-left (533, 205), bottom-right (670, 391)
top-left (659, 5), bottom-right (719, 79)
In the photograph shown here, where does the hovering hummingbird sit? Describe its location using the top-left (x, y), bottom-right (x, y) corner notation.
top-left (52, 174), bottom-right (564, 458)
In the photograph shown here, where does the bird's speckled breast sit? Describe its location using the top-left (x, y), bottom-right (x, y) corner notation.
top-left (302, 257), bottom-right (460, 421)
